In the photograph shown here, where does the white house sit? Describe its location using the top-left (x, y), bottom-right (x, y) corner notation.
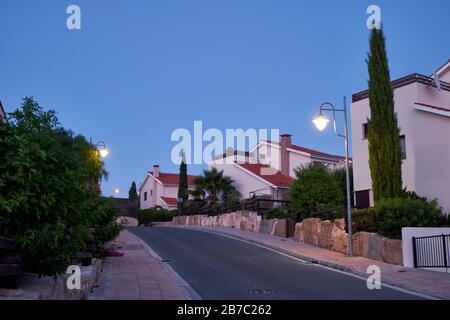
top-left (139, 165), bottom-right (199, 210)
top-left (351, 59), bottom-right (450, 213)
top-left (209, 134), bottom-right (348, 200)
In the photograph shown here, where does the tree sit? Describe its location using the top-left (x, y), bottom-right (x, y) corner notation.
top-left (289, 163), bottom-right (344, 216)
top-left (0, 97), bottom-right (121, 276)
top-left (177, 155), bottom-right (188, 203)
top-left (128, 181), bottom-right (138, 202)
top-left (366, 27), bottom-right (403, 203)
top-left (332, 165), bottom-right (354, 207)
top-left (191, 168), bottom-right (240, 206)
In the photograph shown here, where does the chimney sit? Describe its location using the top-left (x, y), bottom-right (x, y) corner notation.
top-left (280, 134), bottom-right (292, 177)
top-left (152, 165), bottom-right (160, 178)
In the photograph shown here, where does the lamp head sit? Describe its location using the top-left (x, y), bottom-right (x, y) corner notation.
top-left (313, 112), bottom-right (330, 131)
top-left (99, 148), bottom-right (109, 158)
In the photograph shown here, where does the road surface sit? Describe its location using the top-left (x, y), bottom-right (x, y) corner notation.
top-left (128, 227), bottom-right (424, 300)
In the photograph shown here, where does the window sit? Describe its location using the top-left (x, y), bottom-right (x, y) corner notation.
top-left (355, 190), bottom-right (370, 209)
top-left (400, 135), bottom-right (406, 160)
top-left (362, 123), bottom-right (368, 139)
top-left (150, 190), bottom-right (153, 196)
top-left (144, 192), bottom-right (147, 201)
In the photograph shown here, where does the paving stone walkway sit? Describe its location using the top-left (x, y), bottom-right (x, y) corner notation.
top-left (169, 225), bottom-right (450, 300)
top-left (89, 230), bottom-right (189, 300)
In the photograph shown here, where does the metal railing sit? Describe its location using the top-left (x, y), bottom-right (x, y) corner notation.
top-left (181, 198), bottom-right (291, 218)
top-left (413, 234), bottom-right (450, 270)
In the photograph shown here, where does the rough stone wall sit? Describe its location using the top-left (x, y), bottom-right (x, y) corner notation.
top-left (0, 259), bottom-right (102, 300)
top-left (172, 214), bottom-right (403, 266)
top-left (294, 218), bottom-right (403, 265)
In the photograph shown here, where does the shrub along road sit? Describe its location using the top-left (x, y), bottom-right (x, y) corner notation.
top-left (128, 227), bottom-right (424, 300)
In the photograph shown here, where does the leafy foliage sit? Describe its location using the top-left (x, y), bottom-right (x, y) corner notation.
top-left (289, 163), bottom-right (344, 218)
top-left (0, 98), bottom-right (121, 276)
top-left (332, 166), bottom-right (354, 207)
top-left (138, 208), bottom-right (177, 225)
top-left (351, 208), bottom-right (378, 233)
top-left (367, 27), bottom-right (403, 202)
top-left (376, 197), bottom-right (444, 239)
top-left (191, 168), bottom-right (241, 205)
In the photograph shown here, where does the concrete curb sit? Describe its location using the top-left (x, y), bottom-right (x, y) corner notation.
top-left (125, 230), bottom-right (202, 300)
top-left (166, 225), bottom-right (443, 300)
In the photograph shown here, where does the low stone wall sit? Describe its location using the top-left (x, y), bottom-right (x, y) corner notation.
top-left (0, 259), bottom-right (102, 300)
top-left (172, 213), bottom-right (403, 266)
top-left (294, 218), bottom-right (403, 265)
top-left (173, 211), bottom-right (262, 233)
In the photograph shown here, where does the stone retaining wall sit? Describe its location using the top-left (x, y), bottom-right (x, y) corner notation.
top-left (294, 218), bottom-right (403, 265)
top-left (0, 259), bottom-right (102, 300)
top-left (173, 213), bottom-right (403, 266)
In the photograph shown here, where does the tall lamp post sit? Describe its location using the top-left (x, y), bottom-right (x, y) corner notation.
top-left (312, 97), bottom-right (353, 257)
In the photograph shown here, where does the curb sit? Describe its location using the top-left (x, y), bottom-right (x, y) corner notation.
top-left (165, 225), bottom-right (444, 300)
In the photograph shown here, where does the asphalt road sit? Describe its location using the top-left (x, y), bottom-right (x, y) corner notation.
top-left (128, 227), bottom-right (424, 300)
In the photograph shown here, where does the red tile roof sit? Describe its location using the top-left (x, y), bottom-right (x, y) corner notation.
top-left (160, 196), bottom-right (178, 206)
top-left (237, 163), bottom-right (294, 188)
top-left (150, 172), bottom-right (199, 186)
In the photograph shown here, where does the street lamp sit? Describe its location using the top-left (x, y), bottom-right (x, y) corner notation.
top-left (90, 138), bottom-right (109, 158)
top-left (313, 97), bottom-right (353, 257)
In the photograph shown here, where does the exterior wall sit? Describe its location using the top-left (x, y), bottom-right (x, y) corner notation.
top-left (252, 142), bottom-right (281, 170)
top-left (140, 175), bottom-right (154, 209)
top-left (413, 84), bottom-right (450, 212)
top-left (402, 227), bottom-right (450, 272)
top-left (288, 151), bottom-right (312, 177)
top-left (351, 84), bottom-right (419, 207)
top-left (209, 162), bottom-right (272, 198)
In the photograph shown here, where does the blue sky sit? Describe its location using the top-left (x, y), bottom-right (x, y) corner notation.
top-left (1, 0), bottom-right (449, 197)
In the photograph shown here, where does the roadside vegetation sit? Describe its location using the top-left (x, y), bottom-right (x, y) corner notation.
top-left (0, 97), bottom-right (122, 276)
top-left (138, 207), bottom-right (177, 225)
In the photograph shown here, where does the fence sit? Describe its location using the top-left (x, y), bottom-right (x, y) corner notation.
top-left (412, 234), bottom-right (450, 270)
top-left (181, 198), bottom-right (291, 218)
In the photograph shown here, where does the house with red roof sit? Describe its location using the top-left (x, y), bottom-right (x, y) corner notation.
top-left (209, 134), bottom-right (348, 200)
top-left (139, 165), bottom-right (199, 210)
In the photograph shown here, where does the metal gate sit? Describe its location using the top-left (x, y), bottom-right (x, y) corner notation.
top-left (412, 234), bottom-right (450, 269)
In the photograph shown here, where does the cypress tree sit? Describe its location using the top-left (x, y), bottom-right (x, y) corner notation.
top-left (178, 153), bottom-right (188, 203)
top-left (366, 27), bottom-right (403, 203)
top-left (128, 181), bottom-right (138, 202)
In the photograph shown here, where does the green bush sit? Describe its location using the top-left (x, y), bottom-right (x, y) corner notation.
top-left (289, 163), bottom-right (344, 218)
top-left (0, 98), bottom-right (121, 276)
top-left (351, 208), bottom-right (378, 233)
top-left (138, 208), bottom-right (177, 225)
top-left (376, 197), bottom-right (444, 239)
top-left (264, 207), bottom-right (293, 220)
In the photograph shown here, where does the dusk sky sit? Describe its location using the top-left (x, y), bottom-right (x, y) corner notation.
top-left (1, 0), bottom-right (449, 197)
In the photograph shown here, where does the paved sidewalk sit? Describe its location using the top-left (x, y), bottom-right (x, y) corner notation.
top-left (89, 230), bottom-right (189, 300)
top-left (168, 225), bottom-right (450, 300)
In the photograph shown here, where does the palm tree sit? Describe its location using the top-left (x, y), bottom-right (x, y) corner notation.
top-left (191, 168), bottom-right (240, 205)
